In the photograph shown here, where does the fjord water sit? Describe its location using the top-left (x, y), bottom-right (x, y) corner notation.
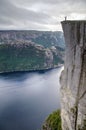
top-left (0, 67), bottom-right (63, 130)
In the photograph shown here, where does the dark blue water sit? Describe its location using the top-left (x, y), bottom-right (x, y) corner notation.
top-left (0, 67), bottom-right (63, 130)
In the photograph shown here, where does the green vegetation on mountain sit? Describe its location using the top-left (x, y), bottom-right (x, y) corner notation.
top-left (0, 42), bottom-right (46, 72)
top-left (42, 110), bottom-right (62, 130)
top-left (0, 42), bottom-right (64, 73)
top-left (0, 30), bottom-right (65, 73)
top-left (0, 30), bottom-right (65, 48)
top-left (31, 31), bottom-right (65, 48)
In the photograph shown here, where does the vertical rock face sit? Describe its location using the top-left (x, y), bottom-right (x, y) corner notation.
top-left (60, 21), bottom-right (86, 130)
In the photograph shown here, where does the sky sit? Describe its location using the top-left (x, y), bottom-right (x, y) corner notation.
top-left (0, 0), bottom-right (86, 31)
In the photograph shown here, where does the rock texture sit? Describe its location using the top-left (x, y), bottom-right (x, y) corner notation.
top-left (60, 21), bottom-right (86, 130)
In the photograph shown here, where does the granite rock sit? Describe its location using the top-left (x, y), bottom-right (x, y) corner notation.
top-left (60, 21), bottom-right (86, 130)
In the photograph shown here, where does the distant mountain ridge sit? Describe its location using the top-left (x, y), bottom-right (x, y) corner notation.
top-left (0, 30), bottom-right (65, 48)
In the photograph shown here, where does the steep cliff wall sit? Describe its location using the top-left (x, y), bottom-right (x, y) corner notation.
top-left (60, 21), bottom-right (86, 130)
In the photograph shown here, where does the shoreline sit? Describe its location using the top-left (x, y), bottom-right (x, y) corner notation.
top-left (0, 65), bottom-right (63, 75)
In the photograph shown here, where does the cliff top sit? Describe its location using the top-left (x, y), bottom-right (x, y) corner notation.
top-left (61, 20), bottom-right (86, 24)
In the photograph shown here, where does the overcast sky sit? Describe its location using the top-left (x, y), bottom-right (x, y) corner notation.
top-left (0, 0), bottom-right (86, 31)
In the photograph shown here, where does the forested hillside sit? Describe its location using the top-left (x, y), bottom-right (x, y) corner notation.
top-left (0, 30), bottom-right (65, 73)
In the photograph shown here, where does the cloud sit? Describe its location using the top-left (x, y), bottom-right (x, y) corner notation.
top-left (0, 0), bottom-right (86, 30)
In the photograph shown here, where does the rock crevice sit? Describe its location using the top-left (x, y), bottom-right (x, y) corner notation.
top-left (61, 21), bottom-right (86, 130)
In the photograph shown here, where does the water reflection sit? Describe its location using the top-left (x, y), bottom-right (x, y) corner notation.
top-left (0, 67), bottom-right (63, 130)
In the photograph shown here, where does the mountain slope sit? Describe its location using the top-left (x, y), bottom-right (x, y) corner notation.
top-left (0, 30), bottom-right (65, 73)
top-left (0, 30), bottom-right (65, 48)
top-left (0, 40), bottom-right (64, 73)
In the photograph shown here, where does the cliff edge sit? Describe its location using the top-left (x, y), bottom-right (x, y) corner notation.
top-left (60, 21), bottom-right (86, 130)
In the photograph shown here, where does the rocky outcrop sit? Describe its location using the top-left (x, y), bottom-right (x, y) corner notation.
top-left (60, 21), bottom-right (86, 130)
top-left (45, 48), bottom-right (53, 68)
